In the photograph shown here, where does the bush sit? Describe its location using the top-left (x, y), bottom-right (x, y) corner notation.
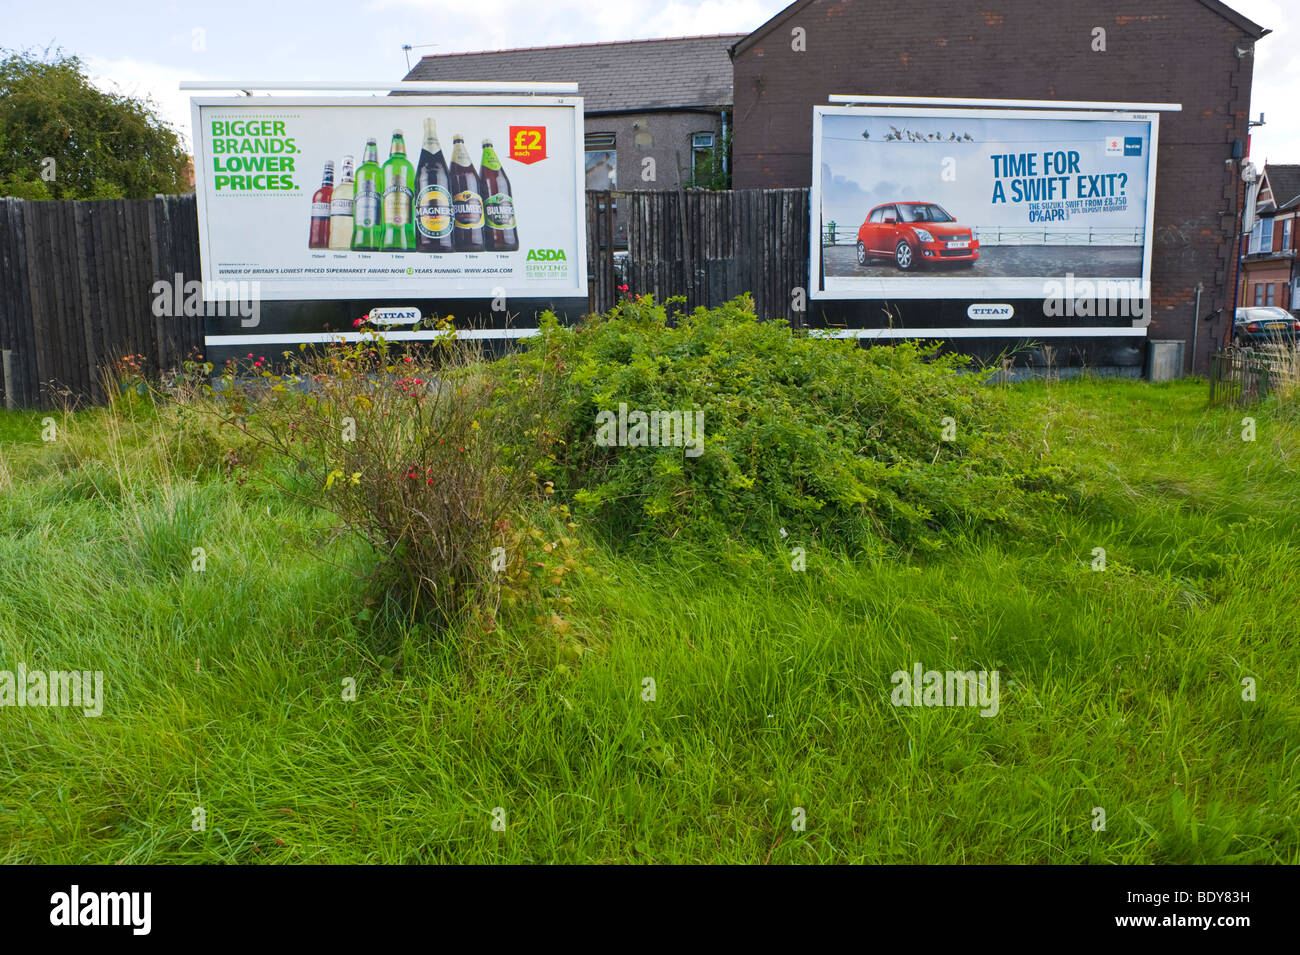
top-left (207, 329), bottom-right (562, 623)
top-left (496, 295), bottom-right (1072, 552)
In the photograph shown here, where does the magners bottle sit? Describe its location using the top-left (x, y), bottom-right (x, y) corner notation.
top-left (450, 134), bottom-right (485, 252)
top-left (351, 139), bottom-right (383, 251)
top-left (328, 155), bottom-right (355, 250)
top-left (479, 140), bottom-right (519, 252)
top-left (415, 119), bottom-right (454, 253)
top-left (308, 160), bottom-right (334, 249)
top-left (381, 130), bottom-right (415, 251)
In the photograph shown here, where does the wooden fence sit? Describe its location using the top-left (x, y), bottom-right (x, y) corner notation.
top-left (0, 195), bottom-right (204, 409)
top-left (588, 189), bottom-right (810, 321)
top-left (1, 189), bottom-right (812, 409)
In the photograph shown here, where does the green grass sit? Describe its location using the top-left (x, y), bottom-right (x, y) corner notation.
top-left (0, 378), bottom-right (1297, 862)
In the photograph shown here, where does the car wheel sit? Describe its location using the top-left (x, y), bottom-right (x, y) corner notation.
top-left (856, 241), bottom-right (867, 266)
top-left (895, 240), bottom-right (914, 271)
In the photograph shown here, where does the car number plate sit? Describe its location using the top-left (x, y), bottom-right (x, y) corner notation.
top-left (947, 241), bottom-right (969, 249)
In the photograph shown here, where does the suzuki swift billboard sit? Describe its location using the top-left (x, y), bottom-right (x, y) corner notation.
top-left (190, 95), bottom-right (586, 303)
top-left (811, 105), bottom-right (1159, 310)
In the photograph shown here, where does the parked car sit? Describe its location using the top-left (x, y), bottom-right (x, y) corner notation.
top-left (856, 202), bottom-right (979, 271)
top-left (1233, 307), bottom-right (1299, 347)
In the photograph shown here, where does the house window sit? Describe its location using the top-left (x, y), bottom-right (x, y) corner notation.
top-left (1266, 283), bottom-right (1276, 306)
top-left (691, 132), bottom-right (715, 182)
top-left (1254, 284), bottom-right (1264, 306)
top-left (585, 133), bottom-right (616, 190)
top-left (1259, 218), bottom-right (1274, 253)
top-left (1283, 218), bottom-right (1293, 252)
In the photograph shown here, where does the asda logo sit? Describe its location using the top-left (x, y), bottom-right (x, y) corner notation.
top-left (526, 249), bottom-right (567, 261)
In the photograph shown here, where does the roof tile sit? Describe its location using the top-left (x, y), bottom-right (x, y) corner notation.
top-left (403, 35), bottom-right (743, 112)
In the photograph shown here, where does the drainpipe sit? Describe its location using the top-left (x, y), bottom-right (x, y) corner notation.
top-left (1190, 282), bottom-right (1202, 374)
top-left (1230, 160), bottom-right (1261, 346)
top-left (721, 109), bottom-right (729, 175)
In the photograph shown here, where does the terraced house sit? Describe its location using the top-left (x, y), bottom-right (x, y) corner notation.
top-left (1241, 164), bottom-right (1300, 314)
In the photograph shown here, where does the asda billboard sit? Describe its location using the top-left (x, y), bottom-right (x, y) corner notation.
top-left (810, 105), bottom-right (1159, 317)
top-left (190, 95), bottom-right (586, 303)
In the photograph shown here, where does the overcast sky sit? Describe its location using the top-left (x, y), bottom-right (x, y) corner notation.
top-left (7, 0), bottom-right (1297, 167)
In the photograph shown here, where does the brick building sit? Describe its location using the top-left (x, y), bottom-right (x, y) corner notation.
top-left (729, 0), bottom-right (1268, 372)
top-left (1240, 163), bottom-right (1300, 314)
top-left (404, 36), bottom-right (740, 246)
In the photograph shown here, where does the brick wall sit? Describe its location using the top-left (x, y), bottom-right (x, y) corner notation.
top-left (584, 110), bottom-right (726, 245)
top-left (731, 0), bottom-right (1263, 370)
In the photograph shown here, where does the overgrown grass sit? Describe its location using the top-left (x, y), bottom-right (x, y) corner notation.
top-left (0, 376), bottom-right (1297, 862)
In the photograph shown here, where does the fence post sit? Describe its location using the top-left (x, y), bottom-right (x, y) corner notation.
top-left (1, 349), bottom-right (12, 410)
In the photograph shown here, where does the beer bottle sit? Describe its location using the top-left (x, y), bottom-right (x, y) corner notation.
top-left (308, 160), bottom-right (334, 249)
top-left (328, 155), bottom-right (355, 250)
top-left (351, 139), bottom-right (383, 251)
top-left (479, 140), bottom-right (519, 252)
top-left (414, 119), bottom-right (454, 254)
top-left (450, 134), bottom-right (485, 252)
top-left (381, 130), bottom-right (416, 251)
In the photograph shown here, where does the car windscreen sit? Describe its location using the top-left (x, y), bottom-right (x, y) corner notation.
top-left (897, 204), bottom-right (953, 223)
top-left (1238, 308), bottom-right (1292, 322)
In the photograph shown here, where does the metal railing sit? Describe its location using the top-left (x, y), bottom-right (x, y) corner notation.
top-left (1207, 346), bottom-right (1298, 405)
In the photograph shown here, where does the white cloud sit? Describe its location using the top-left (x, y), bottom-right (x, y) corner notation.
top-left (73, 0), bottom-right (1300, 166)
top-left (365, 0), bottom-right (778, 53)
top-left (1231, 0), bottom-right (1300, 165)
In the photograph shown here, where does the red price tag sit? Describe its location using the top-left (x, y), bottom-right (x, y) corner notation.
top-left (509, 126), bottom-right (547, 164)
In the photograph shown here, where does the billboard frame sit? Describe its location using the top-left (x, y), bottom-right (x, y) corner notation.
top-left (189, 93), bottom-right (587, 302)
top-left (809, 101), bottom-right (1163, 320)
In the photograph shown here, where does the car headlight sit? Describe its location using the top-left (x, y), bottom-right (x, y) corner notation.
top-left (914, 229), bottom-right (935, 243)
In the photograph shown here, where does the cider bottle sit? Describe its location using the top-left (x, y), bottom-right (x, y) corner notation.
top-left (351, 139), bottom-right (383, 251)
top-left (479, 140), bottom-right (519, 252)
top-left (381, 130), bottom-right (416, 251)
top-left (450, 134), bottom-right (485, 252)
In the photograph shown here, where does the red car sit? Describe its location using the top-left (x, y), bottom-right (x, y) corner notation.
top-left (856, 202), bottom-right (979, 271)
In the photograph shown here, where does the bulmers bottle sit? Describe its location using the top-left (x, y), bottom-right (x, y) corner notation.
top-left (450, 134), bottom-right (485, 252)
top-left (351, 139), bottom-right (383, 251)
top-left (415, 119), bottom-right (454, 254)
top-left (308, 160), bottom-right (334, 249)
top-left (381, 130), bottom-right (415, 251)
top-left (328, 155), bottom-right (355, 250)
top-left (479, 140), bottom-right (519, 252)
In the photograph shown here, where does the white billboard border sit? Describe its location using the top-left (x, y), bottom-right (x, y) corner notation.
top-left (808, 103), bottom-right (1162, 330)
top-left (189, 94), bottom-right (588, 302)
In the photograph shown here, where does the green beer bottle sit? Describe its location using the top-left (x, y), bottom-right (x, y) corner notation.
top-left (351, 138), bottom-right (383, 251)
top-left (381, 130), bottom-right (416, 251)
